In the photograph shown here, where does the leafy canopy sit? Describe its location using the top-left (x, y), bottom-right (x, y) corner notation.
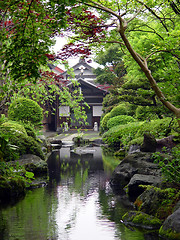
top-left (0, 0), bottom-right (80, 82)
top-left (59, 0), bottom-right (180, 124)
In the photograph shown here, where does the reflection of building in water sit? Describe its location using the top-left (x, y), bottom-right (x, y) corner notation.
top-left (58, 146), bottom-right (104, 171)
top-left (47, 146), bottom-right (110, 196)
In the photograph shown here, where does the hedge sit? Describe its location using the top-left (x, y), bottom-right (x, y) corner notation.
top-left (1, 121), bottom-right (44, 161)
top-left (107, 115), bottom-right (135, 129)
top-left (8, 98), bottom-right (43, 127)
top-left (102, 118), bottom-right (178, 150)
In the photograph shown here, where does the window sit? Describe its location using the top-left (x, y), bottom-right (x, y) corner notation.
top-left (59, 106), bottom-right (70, 117)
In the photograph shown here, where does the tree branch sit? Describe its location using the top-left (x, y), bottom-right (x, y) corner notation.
top-left (145, 49), bottom-right (180, 61)
top-left (127, 5), bottom-right (144, 23)
top-left (136, 0), bottom-right (169, 32)
top-left (79, 0), bottom-right (121, 20)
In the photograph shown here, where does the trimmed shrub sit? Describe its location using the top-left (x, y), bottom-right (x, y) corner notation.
top-left (100, 112), bottom-right (112, 133)
top-left (10, 134), bottom-right (45, 160)
top-left (1, 121), bottom-right (44, 161)
top-left (8, 98), bottom-right (43, 127)
top-left (103, 122), bottom-right (142, 149)
top-left (110, 103), bottom-right (128, 118)
top-left (107, 115), bottom-right (135, 129)
top-left (102, 118), bottom-right (178, 150)
top-left (2, 121), bottom-right (27, 135)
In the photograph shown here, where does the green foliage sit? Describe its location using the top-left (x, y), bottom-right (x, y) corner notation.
top-left (103, 121), bottom-right (142, 149)
top-left (107, 115), bottom-right (135, 129)
top-left (101, 93), bottom-right (121, 114)
top-left (94, 44), bottom-right (126, 86)
top-left (0, 0), bottom-right (77, 82)
top-left (9, 134), bottom-right (45, 160)
top-left (65, 0), bottom-right (180, 122)
top-left (128, 137), bottom-right (144, 146)
top-left (0, 161), bottom-right (35, 200)
top-left (2, 120), bottom-right (27, 135)
top-left (102, 118), bottom-right (178, 150)
top-left (135, 106), bottom-right (158, 121)
top-left (0, 120), bottom-right (26, 161)
top-left (0, 114), bottom-right (7, 124)
top-left (136, 118), bottom-right (178, 139)
top-left (110, 103), bottom-right (128, 117)
top-left (0, 131), bottom-right (19, 162)
top-left (159, 225), bottom-right (180, 240)
top-left (0, 120), bottom-right (44, 161)
top-left (100, 102), bottom-right (135, 133)
top-left (21, 122), bottom-right (37, 139)
top-left (100, 112), bottom-right (112, 133)
top-left (152, 146), bottom-right (180, 184)
top-left (8, 98), bottom-right (43, 127)
top-left (122, 211), bottom-right (161, 229)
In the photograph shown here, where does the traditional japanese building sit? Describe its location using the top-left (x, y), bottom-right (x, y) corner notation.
top-left (45, 59), bottom-right (109, 131)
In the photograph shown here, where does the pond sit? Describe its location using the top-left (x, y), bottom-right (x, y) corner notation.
top-left (0, 146), bottom-right (161, 240)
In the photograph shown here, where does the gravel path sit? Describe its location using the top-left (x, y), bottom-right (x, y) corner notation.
top-left (41, 130), bottom-right (101, 141)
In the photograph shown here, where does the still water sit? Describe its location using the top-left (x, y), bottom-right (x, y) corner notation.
top-left (0, 146), bottom-right (160, 240)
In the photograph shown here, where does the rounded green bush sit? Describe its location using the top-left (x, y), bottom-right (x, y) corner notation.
top-left (1, 120), bottom-right (44, 161)
top-left (2, 121), bottom-right (27, 135)
top-left (107, 115), bottom-right (135, 129)
top-left (100, 112), bottom-right (112, 133)
top-left (110, 103), bottom-right (128, 118)
top-left (8, 98), bottom-right (43, 127)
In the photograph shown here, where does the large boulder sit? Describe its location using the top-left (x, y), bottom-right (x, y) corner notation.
top-left (17, 154), bottom-right (48, 175)
top-left (140, 133), bottom-right (157, 152)
top-left (122, 211), bottom-right (161, 230)
top-left (156, 135), bottom-right (176, 152)
top-left (135, 187), bottom-right (180, 221)
top-left (159, 207), bottom-right (180, 240)
top-left (110, 152), bottom-right (161, 193)
top-left (127, 174), bottom-right (162, 201)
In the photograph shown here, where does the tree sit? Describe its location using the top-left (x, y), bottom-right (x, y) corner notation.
top-left (58, 0), bottom-right (180, 126)
top-left (94, 44), bottom-right (126, 87)
top-left (0, 0), bottom-right (88, 126)
top-left (0, 0), bottom-right (80, 82)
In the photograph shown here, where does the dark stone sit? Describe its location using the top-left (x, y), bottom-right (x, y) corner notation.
top-left (27, 180), bottom-right (47, 189)
top-left (17, 154), bottom-right (48, 175)
top-left (122, 211), bottom-right (161, 230)
top-left (127, 174), bottom-right (162, 201)
top-left (73, 136), bottom-right (89, 146)
top-left (50, 139), bottom-right (62, 145)
top-left (110, 152), bottom-right (161, 193)
top-left (159, 207), bottom-right (180, 239)
top-left (0, 175), bottom-right (26, 203)
top-left (140, 133), bottom-right (157, 152)
top-left (156, 135), bottom-right (176, 152)
top-left (173, 201), bottom-right (180, 212)
top-left (135, 187), bottom-right (177, 219)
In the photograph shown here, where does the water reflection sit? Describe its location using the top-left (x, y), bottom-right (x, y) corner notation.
top-left (0, 146), bottom-right (160, 240)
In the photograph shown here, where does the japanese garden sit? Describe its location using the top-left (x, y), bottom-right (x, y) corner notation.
top-left (0, 1), bottom-right (179, 240)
